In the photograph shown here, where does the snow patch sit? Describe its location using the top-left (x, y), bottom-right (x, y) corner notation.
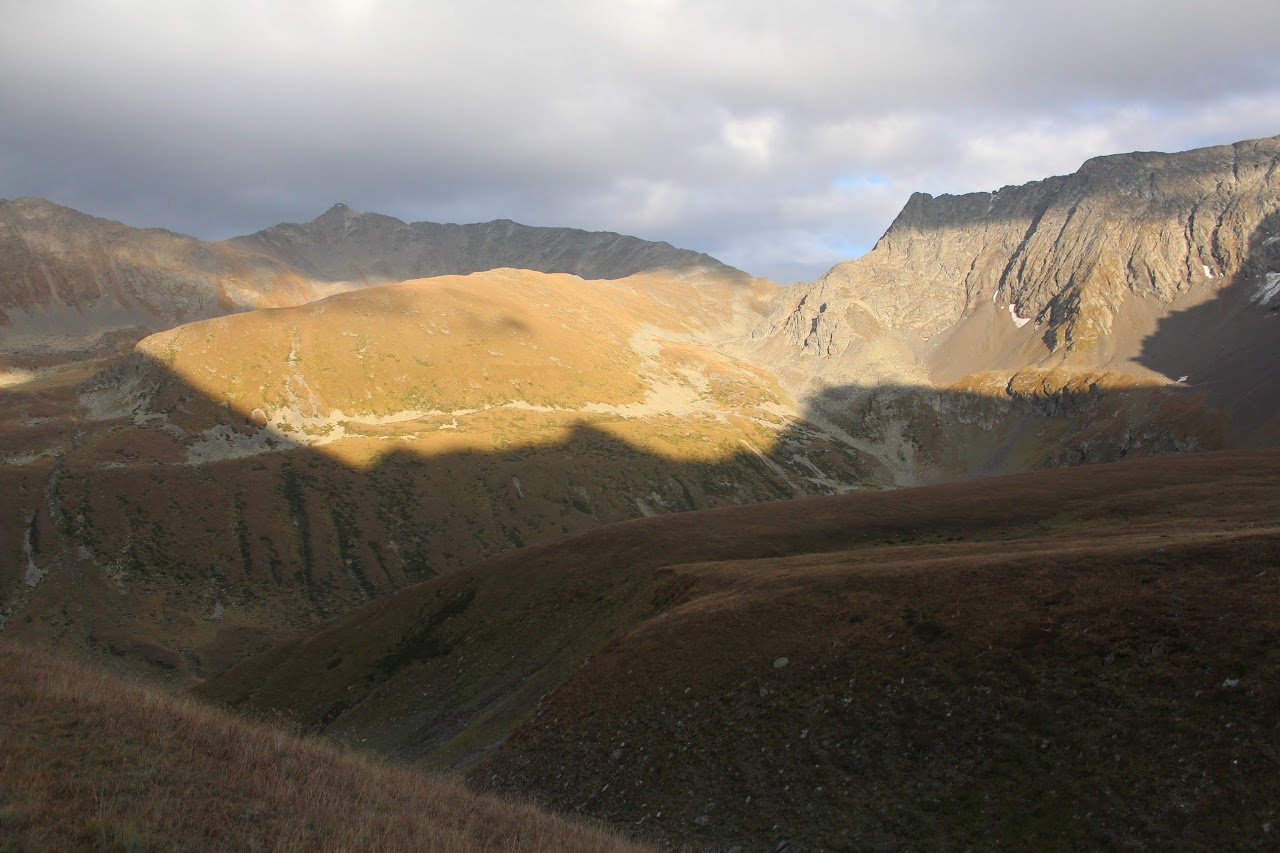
top-left (1252, 272), bottom-right (1280, 306)
top-left (1202, 264), bottom-right (1214, 279)
top-left (1007, 304), bottom-right (1032, 328)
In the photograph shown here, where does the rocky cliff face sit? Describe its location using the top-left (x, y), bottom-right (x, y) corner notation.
top-left (755, 135), bottom-right (1280, 383)
top-left (227, 203), bottom-right (742, 285)
top-left (744, 135), bottom-right (1280, 476)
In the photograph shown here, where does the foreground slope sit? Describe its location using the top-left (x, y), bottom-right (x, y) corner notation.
top-left (201, 449), bottom-right (1280, 851)
top-left (0, 640), bottom-right (651, 853)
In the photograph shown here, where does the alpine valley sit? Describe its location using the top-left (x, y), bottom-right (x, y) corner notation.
top-left (3, 134), bottom-right (1279, 852)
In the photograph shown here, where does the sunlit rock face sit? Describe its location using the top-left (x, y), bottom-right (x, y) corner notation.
top-left (747, 135), bottom-right (1280, 460)
top-left (754, 135), bottom-right (1280, 380)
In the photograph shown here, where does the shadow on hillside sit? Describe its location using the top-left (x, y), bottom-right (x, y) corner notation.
top-left (1, 325), bottom-right (1245, 679)
top-left (1135, 209), bottom-right (1280, 442)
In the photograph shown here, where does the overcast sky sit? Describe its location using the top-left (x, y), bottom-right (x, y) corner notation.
top-left (3, 0), bottom-right (1279, 282)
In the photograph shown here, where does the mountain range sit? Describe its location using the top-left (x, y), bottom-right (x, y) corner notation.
top-left (2, 133), bottom-right (1279, 851)
top-left (0, 197), bottom-right (739, 365)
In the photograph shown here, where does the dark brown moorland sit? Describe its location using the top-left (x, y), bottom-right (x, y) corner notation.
top-left (200, 448), bottom-right (1280, 851)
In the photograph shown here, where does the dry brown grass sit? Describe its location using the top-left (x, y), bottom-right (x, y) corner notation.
top-left (0, 641), bottom-right (652, 853)
top-left (201, 449), bottom-right (1280, 850)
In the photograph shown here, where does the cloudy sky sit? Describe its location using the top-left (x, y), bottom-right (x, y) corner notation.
top-left (3, 0), bottom-right (1279, 281)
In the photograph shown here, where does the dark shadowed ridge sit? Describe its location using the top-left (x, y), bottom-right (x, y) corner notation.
top-left (226, 203), bottom-right (749, 284)
top-left (196, 445), bottom-right (1280, 852)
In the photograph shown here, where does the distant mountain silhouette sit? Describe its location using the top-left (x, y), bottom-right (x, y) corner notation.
top-left (228, 202), bottom-right (744, 284)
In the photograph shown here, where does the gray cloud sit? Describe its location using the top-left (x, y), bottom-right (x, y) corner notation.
top-left (2, 0), bottom-right (1278, 281)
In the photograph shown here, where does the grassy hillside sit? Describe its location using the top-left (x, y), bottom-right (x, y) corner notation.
top-left (0, 640), bottom-right (651, 853)
top-left (1, 267), bottom-right (883, 679)
top-left (200, 449), bottom-right (1280, 850)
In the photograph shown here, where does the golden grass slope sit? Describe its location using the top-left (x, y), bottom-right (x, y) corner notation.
top-left (0, 640), bottom-right (652, 853)
top-left (92, 266), bottom-right (796, 464)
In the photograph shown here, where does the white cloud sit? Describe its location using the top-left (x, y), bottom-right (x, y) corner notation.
top-left (1, 0), bottom-right (1278, 281)
top-left (721, 114), bottom-right (781, 167)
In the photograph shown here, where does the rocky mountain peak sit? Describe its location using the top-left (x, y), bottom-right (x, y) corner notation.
top-left (754, 134), bottom-right (1280, 388)
top-left (313, 202), bottom-right (359, 224)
